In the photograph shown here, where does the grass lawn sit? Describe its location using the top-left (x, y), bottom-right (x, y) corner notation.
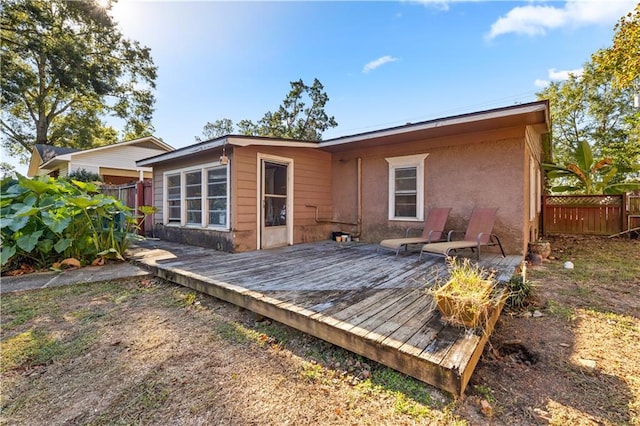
top-left (1, 235), bottom-right (638, 425)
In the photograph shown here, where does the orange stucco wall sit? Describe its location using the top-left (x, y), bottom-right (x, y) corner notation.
top-left (331, 126), bottom-right (537, 255)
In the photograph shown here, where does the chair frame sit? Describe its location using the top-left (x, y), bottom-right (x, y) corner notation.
top-left (419, 208), bottom-right (506, 261)
top-left (379, 208), bottom-right (451, 256)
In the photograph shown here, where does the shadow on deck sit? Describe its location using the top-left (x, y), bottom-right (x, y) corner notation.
top-left (128, 239), bottom-right (522, 396)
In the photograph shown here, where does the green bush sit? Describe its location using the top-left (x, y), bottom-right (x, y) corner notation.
top-left (505, 275), bottom-right (534, 309)
top-left (1, 175), bottom-right (138, 272)
top-left (65, 169), bottom-right (103, 183)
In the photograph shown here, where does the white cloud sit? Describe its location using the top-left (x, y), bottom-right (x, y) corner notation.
top-left (487, 0), bottom-right (637, 39)
top-left (362, 55), bottom-right (399, 74)
top-left (412, 0), bottom-right (451, 11)
top-left (411, 0), bottom-right (484, 11)
top-left (534, 79), bottom-right (550, 88)
top-left (534, 67), bottom-right (584, 88)
top-left (548, 67), bottom-right (583, 80)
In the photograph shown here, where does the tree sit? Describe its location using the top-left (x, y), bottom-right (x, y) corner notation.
top-left (0, 162), bottom-right (16, 180)
top-left (196, 118), bottom-right (235, 142)
top-left (1, 0), bottom-right (157, 163)
top-left (536, 61), bottom-right (640, 179)
top-left (198, 78), bottom-right (338, 141)
top-left (593, 4), bottom-right (640, 90)
top-left (543, 140), bottom-right (640, 195)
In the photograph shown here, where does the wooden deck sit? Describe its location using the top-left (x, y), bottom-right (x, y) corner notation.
top-left (128, 240), bottom-right (522, 396)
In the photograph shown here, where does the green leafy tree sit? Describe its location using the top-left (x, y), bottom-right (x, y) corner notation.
top-left (0, 0), bottom-right (157, 163)
top-left (198, 78), bottom-right (338, 141)
top-left (593, 4), bottom-right (640, 90)
top-left (196, 118), bottom-right (235, 142)
top-left (0, 162), bottom-right (16, 180)
top-left (543, 140), bottom-right (640, 195)
top-left (536, 61), bottom-right (639, 179)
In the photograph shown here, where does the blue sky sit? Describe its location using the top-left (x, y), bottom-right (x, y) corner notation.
top-left (8, 0), bottom-right (637, 174)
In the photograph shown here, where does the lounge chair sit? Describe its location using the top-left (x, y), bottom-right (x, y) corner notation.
top-left (419, 208), bottom-right (505, 261)
top-left (379, 208), bottom-right (451, 256)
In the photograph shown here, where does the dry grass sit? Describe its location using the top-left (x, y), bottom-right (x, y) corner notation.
top-left (1, 278), bottom-right (460, 425)
top-left (1, 235), bottom-right (638, 425)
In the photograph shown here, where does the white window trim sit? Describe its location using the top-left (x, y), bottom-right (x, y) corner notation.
top-left (385, 153), bottom-right (428, 221)
top-left (162, 160), bottom-right (230, 231)
top-left (529, 158), bottom-right (536, 221)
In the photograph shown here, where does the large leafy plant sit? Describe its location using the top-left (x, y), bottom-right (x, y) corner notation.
top-left (543, 140), bottom-right (640, 195)
top-left (1, 175), bottom-right (138, 271)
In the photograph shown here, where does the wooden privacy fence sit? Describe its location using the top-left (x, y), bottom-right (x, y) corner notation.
top-left (543, 194), bottom-right (625, 236)
top-left (101, 180), bottom-right (153, 235)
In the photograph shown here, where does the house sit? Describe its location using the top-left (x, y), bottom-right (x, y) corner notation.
top-left (137, 101), bottom-right (550, 256)
top-left (27, 136), bottom-right (174, 184)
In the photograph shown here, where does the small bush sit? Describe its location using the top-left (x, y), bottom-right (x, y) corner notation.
top-left (1, 175), bottom-right (139, 272)
top-left (65, 169), bottom-right (103, 183)
top-left (505, 275), bottom-right (533, 309)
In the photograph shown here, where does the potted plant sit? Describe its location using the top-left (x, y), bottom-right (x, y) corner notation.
top-left (429, 257), bottom-right (498, 329)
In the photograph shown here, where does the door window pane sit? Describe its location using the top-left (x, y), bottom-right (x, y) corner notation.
top-left (265, 163), bottom-right (287, 196)
top-left (264, 196), bottom-right (286, 226)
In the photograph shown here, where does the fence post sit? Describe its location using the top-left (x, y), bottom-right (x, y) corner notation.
top-left (621, 192), bottom-right (627, 233)
top-left (136, 181), bottom-right (144, 235)
top-left (541, 194), bottom-right (547, 237)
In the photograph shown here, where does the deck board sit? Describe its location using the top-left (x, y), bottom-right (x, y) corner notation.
top-left (128, 239), bottom-right (522, 396)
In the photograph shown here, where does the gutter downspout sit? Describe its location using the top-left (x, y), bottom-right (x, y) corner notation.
top-left (356, 157), bottom-right (362, 238)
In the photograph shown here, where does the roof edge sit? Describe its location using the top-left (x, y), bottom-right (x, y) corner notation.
top-left (318, 100), bottom-right (549, 148)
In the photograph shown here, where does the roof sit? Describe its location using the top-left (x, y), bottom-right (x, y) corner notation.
top-left (137, 135), bottom-right (318, 166)
top-left (35, 144), bottom-right (80, 163)
top-left (319, 100), bottom-right (550, 152)
top-left (137, 100), bottom-right (550, 166)
top-left (29, 136), bottom-right (174, 177)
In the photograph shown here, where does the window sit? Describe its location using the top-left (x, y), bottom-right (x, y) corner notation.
top-left (207, 168), bottom-right (227, 227)
top-left (385, 154), bottom-right (428, 221)
top-left (167, 174), bottom-right (181, 223)
top-left (185, 171), bottom-right (202, 225)
top-left (163, 163), bottom-right (229, 229)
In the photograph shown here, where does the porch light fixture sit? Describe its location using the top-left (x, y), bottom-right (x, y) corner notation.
top-left (220, 140), bottom-right (229, 165)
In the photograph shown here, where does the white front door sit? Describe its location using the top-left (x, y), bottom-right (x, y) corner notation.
top-left (260, 158), bottom-right (291, 249)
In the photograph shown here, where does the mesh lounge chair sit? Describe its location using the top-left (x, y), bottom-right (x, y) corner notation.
top-left (419, 208), bottom-right (505, 261)
top-left (379, 208), bottom-right (451, 256)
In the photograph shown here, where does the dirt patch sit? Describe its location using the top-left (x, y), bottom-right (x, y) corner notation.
top-left (460, 235), bottom-right (640, 425)
top-left (1, 235), bottom-right (639, 425)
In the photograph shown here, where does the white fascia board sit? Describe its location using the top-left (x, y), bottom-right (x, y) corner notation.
top-left (78, 136), bottom-right (173, 155)
top-left (226, 137), bottom-right (317, 148)
top-left (319, 103), bottom-right (548, 149)
top-left (39, 154), bottom-right (72, 169)
top-left (137, 138), bottom-right (229, 166)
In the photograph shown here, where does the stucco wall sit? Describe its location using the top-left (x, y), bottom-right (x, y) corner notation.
top-left (331, 126), bottom-right (530, 255)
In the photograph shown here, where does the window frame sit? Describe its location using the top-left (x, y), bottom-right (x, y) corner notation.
top-left (385, 153), bottom-right (428, 222)
top-left (166, 173), bottom-right (182, 224)
top-left (162, 161), bottom-right (230, 231)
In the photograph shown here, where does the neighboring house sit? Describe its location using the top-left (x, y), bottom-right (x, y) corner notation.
top-left (27, 136), bottom-right (174, 184)
top-left (137, 101), bottom-right (550, 256)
